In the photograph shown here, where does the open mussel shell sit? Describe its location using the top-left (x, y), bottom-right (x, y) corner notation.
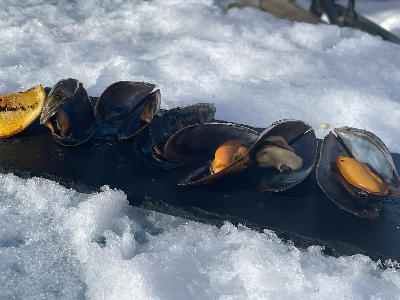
top-left (316, 127), bottom-right (400, 220)
top-left (334, 127), bottom-right (400, 199)
top-left (163, 123), bottom-right (259, 185)
top-left (249, 120), bottom-right (317, 192)
top-left (117, 89), bottom-right (161, 139)
top-left (94, 81), bottom-right (155, 123)
top-left (134, 125), bottom-right (182, 169)
top-left (150, 103), bottom-right (216, 158)
top-left (40, 78), bottom-right (95, 146)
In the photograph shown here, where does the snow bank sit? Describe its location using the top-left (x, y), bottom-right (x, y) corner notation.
top-left (0, 174), bottom-right (399, 299)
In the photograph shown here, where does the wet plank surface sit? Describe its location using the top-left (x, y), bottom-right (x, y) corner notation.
top-left (0, 97), bottom-right (399, 262)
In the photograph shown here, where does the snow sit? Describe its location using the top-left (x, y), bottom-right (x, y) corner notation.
top-left (1, 174), bottom-right (400, 299)
top-left (1, 0), bottom-right (400, 299)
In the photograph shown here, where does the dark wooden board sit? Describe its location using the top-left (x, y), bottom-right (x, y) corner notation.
top-left (0, 97), bottom-right (399, 262)
top-left (260, 0), bottom-right (325, 24)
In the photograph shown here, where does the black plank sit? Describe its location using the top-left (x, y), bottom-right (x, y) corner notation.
top-left (0, 98), bottom-right (399, 262)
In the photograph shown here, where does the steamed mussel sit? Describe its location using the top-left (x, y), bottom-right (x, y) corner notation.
top-left (251, 120), bottom-right (317, 192)
top-left (135, 103), bottom-right (216, 168)
top-left (94, 81), bottom-right (159, 138)
top-left (40, 78), bottom-right (95, 146)
top-left (164, 122), bottom-right (259, 184)
top-left (317, 127), bottom-right (400, 219)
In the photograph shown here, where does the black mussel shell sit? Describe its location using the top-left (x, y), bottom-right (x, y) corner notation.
top-left (40, 78), bottom-right (79, 124)
top-left (117, 89), bottom-right (161, 139)
top-left (40, 78), bottom-right (95, 146)
top-left (316, 131), bottom-right (381, 220)
top-left (94, 81), bottom-right (155, 123)
top-left (334, 127), bottom-right (400, 199)
top-left (150, 103), bottom-right (216, 156)
top-left (248, 120), bottom-right (317, 192)
top-left (164, 123), bottom-right (259, 185)
top-left (177, 153), bottom-right (251, 185)
top-left (164, 122), bottom-right (259, 164)
top-left (134, 125), bottom-right (182, 169)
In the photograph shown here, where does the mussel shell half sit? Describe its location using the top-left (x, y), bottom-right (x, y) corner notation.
top-left (94, 81), bottom-right (155, 123)
top-left (334, 127), bottom-right (400, 199)
top-left (40, 78), bottom-right (79, 125)
top-left (117, 89), bottom-right (161, 139)
top-left (150, 103), bottom-right (216, 154)
top-left (164, 122), bottom-right (259, 164)
top-left (316, 132), bottom-right (381, 220)
top-left (134, 125), bottom-right (182, 169)
top-left (248, 120), bottom-right (317, 192)
top-left (40, 79), bottom-right (95, 146)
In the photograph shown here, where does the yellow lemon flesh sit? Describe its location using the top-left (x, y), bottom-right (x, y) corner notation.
top-left (333, 156), bottom-right (389, 197)
top-left (0, 85), bottom-right (46, 138)
top-left (211, 140), bottom-right (248, 174)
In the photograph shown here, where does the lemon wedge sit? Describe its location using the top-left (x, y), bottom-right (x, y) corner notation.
top-left (0, 85), bottom-right (46, 138)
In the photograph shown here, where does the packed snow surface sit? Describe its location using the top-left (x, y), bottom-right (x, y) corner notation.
top-left (1, 0), bottom-right (400, 299)
top-left (0, 174), bottom-right (399, 299)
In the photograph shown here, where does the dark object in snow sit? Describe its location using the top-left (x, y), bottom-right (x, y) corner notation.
top-left (0, 96), bottom-right (400, 263)
top-left (232, 0), bottom-right (400, 45)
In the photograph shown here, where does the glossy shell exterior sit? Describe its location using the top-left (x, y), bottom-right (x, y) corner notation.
top-left (40, 79), bottom-right (95, 146)
top-left (150, 103), bottom-right (216, 156)
top-left (134, 125), bottom-right (182, 169)
top-left (94, 81), bottom-right (155, 123)
top-left (117, 89), bottom-right (161, 139)
top-left (133, 103), bottom-right (216, 168)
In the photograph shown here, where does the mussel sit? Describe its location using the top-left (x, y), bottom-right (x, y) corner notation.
top-left (40, 79), bottom-right (95, 146)
top-left (94, 81), bottom-right (159, 138)
top-left (0, 85), bottom-right (46, 138)
top-left (316, 127), bottom-right (400, 219)
top-left (135, 103), bottom-right (216, 168)
top-left (250, 120), bottom-right (317, 192)
top-left (163, 122), bottom-right (256, 185)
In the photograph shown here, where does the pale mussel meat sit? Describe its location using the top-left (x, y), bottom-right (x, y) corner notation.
top-left (40, 78), bottom-right (95, 146)
top-left (250, 120), bottom-right (317, 192)
top-left (135, 103), bottom-right (216, 168)
top-left (316, 127), bottom-right (400, 220)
